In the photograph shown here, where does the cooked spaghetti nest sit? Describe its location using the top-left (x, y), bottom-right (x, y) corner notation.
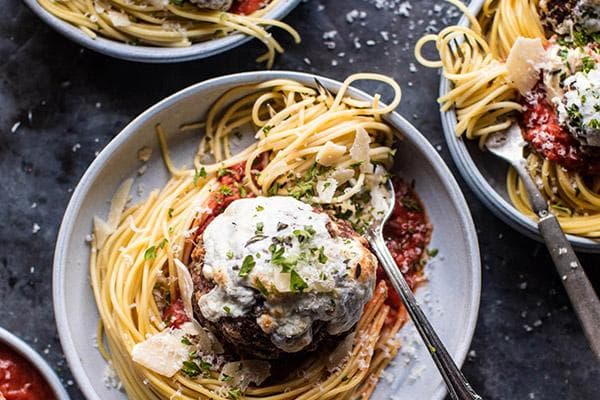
top-left (90, 73), bottom-right (413, 400)
top-left (37, 0), bottom-right (300, 67)
top-left (415, 0), bottom-right (600, 238)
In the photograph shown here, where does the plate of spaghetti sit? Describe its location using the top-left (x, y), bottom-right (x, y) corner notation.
top-left (23, 0), bottom-right (300, 65)
top-left (416, 0), bottom-right (600, 251)
top-left (53, 72), bottom-right (480, 400)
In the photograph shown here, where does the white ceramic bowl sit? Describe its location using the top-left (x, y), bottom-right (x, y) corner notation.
top-left (439, 0), bottom-right (600, 252)
top-left (53, 71), bottom-right (481, 400)
top-left (0, 326), bottom-right (70, 400)
top-left (22, 0), bottom-right (300, 63)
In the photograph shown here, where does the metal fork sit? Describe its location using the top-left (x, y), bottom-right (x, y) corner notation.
top-left (366, 180), bottom-right (483, 400)
top-left (485, 123), bottom-right (600, 360)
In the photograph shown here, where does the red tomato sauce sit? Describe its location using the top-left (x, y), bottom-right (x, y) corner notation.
top-left (230, 0), bottom-right (266, 15)
top-left (0, 343), bottom-right (55, 400)
top-left (163, 298), bottom-right (190, 329)
top-left (522, 84), bottom-right (600, 174)
top-left (378, 178), bottom-right (432, 324)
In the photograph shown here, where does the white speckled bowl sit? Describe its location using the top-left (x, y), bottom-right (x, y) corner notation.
top-left (0, 326), bottom-right (70, 400)
top-left (53, 71), bottom-right (481, 400)
top-left (22, 0), bottom-right (300, 63)
top-left (439, 0), bottom-right (600, 252)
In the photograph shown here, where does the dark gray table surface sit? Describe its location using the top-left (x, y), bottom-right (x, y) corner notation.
top-left (1, 0), bottom-right (599, 399)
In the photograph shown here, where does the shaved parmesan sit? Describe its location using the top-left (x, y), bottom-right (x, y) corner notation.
top-left (131, 322), bottom-right (199, 377)
top-left (107, 10), bottom-right (131, 27)
top-left (316, 141), bottom-right (347, 166)
top-left (220, 360), bottom-right (271, 390)
top-left (93, 179), bottom-right (133, 249)
top-left (174, 259), bottom-right (195, 318)
top-left (316, 178), bottom-right (338, 203)
top-left (147, 0), bottom-right (169, 9)
top-left (272, 271), bottom-right (291, 292)
top-left (506, 37), bottom-right (546, 95)
top-left (350, 128), bottom-right (373, 173)
top-left (331, 168), bottom-right (355, 185)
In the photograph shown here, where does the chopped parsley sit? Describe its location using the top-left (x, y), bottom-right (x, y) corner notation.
top-left (582, 56), bottom-right (595, 74)
top-left (217, 168), bottom-right (232, 177)
top-left (168, 208), bottom-right (174, 219)
top-left (262, 125), bottom-right (274, 135)
top-left (255, 222), bottom-right (264, 234)
top-left (256, 205), bottom-right (264, 212)
top-left (219, 185), bottom-right (234, 196)
top-left (144, 246), bottom-right (157, 260)
top-left (223, 306), bottom-right (231, 314)
top-left (317, 246), bottom-right (328, 264)
top-left (292, 226), bottom-right (316, 243)
top-left (239, 255), bottom-right (256, 277)
top-left (158, 238), bottom-right (168, 249)
top-left (255, 277), bottom-right (269, 296)
top-left (427, 248), bottom-right (439, 258)
top-left (193, 167), bottom-right (207, 185)
top-left (228, 388), bottom-right (242, 400)
top-left (181, 360), bottom-right (201, 377)
top-left (290, 269), bottom-right (308, 293)
top-left (181, 336), bottom-right (192, 346)
top-left (221, 374), bottom-right (233, 382)
top-left (226, 250), bottom-right (234, 260)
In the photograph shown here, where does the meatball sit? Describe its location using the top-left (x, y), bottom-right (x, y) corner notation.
top-left (187, 196), bottom-right (377, 359)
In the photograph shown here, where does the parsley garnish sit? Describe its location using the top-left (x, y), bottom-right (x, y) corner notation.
top-left (223, 306), bottom-right (231, 314)
top-left (221, 374), bottom-right (233, 382)
top-left (427, 248), bottom-right (439, 258)
top-left (167, 208), bottom-right (174, 219)
top-left (181, 336), bottom-right (192, 346)
top-left (193, 167), bottom-right (207, 185)
top-left (228, 388), bottom-right (242, 400)
top-left (317, 246), bottom-right (328, 264)
top-left (582, 56), bottom-right (595, 73)
top-left (226, 250), bottom-right (234, 260)
top-left (290, 269), bottom-right (308, 293)
top-left (255, 222), bottom-right (264, 234)
top-left (255, 277), bottom-right (269, 296)
top-left (239, 255), bottom-right (256, 277)
top-left (256, 205), bottom-right (264, 212)
top-left (144, 246), bottom-right (157, 260)
top-left (219, 185), bottom-right (234, 196)
top-left (181, 360), bottom-right (201, 377)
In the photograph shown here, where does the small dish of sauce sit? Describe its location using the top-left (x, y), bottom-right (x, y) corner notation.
top-left (0, 342), bottom-right (56, 400)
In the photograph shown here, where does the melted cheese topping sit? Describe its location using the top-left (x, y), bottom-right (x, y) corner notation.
top-left (199, 196), bottom-right (376, 353)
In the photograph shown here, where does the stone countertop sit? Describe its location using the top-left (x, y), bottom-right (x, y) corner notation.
top-left (1, 0), bottom-right (599, 399)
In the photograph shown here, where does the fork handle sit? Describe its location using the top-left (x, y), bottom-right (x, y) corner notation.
top-left (369, 231), bottom-right (483, 400)
top-left (514, 161), bottom-right (600, 360)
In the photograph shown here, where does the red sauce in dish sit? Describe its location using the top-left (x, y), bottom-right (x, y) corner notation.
top-left (522, 84), bottom-right (600, 174)
top-left (230, 0), bottom-right (265, 15)
top-left (378, 179), bottom-right (432, 324)
top-left (0, 343), bottom-right (55, 400)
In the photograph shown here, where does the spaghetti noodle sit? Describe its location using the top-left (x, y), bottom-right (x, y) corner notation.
top-left (416, 0), bottom-right (600, 238)
top-left (90, 74), bottom-right (432, 399)
top-left (37, 0), bottom-right (300, 67)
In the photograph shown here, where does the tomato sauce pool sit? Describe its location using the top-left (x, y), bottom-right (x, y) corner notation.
top-left (379, 178), bottom-right (432, 324)
top-left (0, 343), bottom-right (55, 400)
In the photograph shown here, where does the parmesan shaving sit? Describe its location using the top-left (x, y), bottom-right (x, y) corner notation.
top-left (350, 128), bottom-right (373, 173)
top-left (107, 10), bottom-right (131, 27)
top-left (316, 141), bottom-right (347, 166)
top-left (506, 37), bottom-right (546, 95)
top-left (93, 178), bottom-right (133, 249)
top-left (220, 360), bottom-right (270, 390)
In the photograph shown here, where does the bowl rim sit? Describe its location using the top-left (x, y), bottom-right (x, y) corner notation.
top-left (53, 70), bottom-right (481, 400)
top-left (21, 0), bottom-right (301, 63)
top-left (439, 0), bottom-right (600, 253)
top-left (0, 326), bottom-right (71, 399)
